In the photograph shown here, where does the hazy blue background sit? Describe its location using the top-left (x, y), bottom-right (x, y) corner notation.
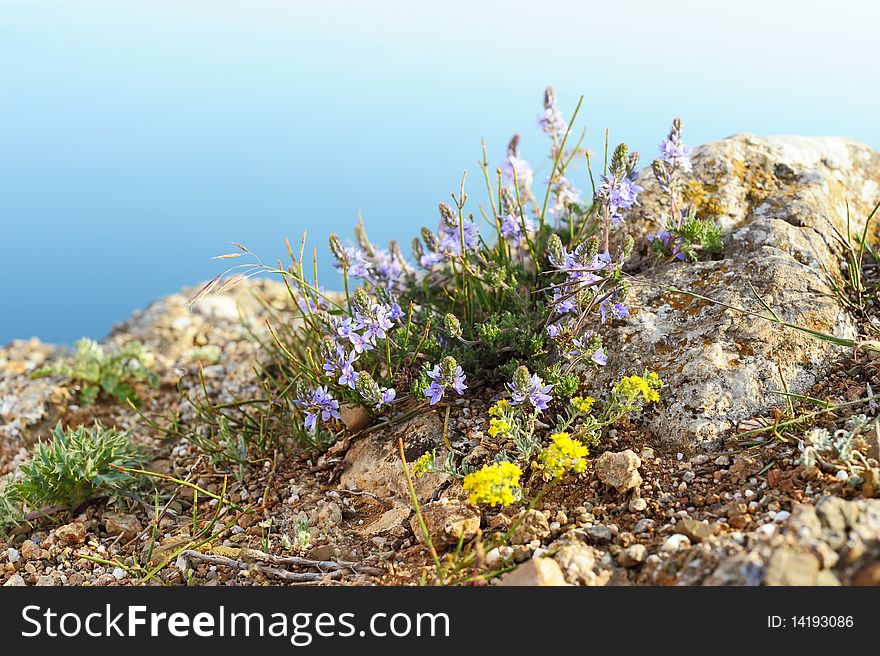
top-left (2, 0), bottom-right (878, 344)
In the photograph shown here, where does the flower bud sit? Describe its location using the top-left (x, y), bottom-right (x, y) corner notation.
top-left (352, 288), bottom-right (371, 315)
top-left (443, 313), bottom-right (462, 339)
top-left (328, 234), bottom-right (345, 262)
top-left (440, 355), bottom-right (459, 381)
top-left (547, 233), bottom-right (565, 266)
top-left (355, 371), bottom-right (381, 405)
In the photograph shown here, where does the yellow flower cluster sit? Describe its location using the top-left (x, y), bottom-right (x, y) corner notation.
top-left (615, 372), bottom-right (663, 404)
top-left (487, 418), bottom-right (511, 438)
top-left (412, 451), bottom-right (434, 479)
top-left (462, 461), bottom-right (522, 507)
top-left (488, 400), bottom-right (510, 417)
top-left (536, 432), bottom-right (589, 480)
top-left (570, 395), bottom-right (595, 414)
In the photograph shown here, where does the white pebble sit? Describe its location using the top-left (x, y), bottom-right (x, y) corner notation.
top-left (660, 534), bottom-right (691, 553)
top-left (7, 548), bottom-right (20, 563)
top-left (112, 567), bottom-right (127, 580)
top-left (836, 470), bottom-right (849, 481)
top-left (774, 510), bottom-right (791, 522)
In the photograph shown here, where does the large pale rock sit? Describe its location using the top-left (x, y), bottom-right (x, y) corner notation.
top-left (608, 135), bottom-right (880, 448)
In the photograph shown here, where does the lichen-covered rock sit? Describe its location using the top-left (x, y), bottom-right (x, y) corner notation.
top-left (606, 135), bottom-right (880, 448)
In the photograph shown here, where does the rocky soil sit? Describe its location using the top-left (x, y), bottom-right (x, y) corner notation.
top-left (2, 134), bottom-right (880, 586)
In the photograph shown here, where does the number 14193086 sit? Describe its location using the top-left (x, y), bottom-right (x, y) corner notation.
top-left (768, 616), bottom-right (854, 629)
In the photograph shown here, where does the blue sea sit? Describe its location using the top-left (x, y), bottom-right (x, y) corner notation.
top-left (2, 0), bottom-right (878, 344)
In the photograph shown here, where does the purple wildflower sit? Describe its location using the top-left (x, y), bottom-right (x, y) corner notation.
top-left (658, 137), bottom-right (693, 172)
top-left (507, 369), bottom-right (553, 414)
top-left (500, 212), bottom-right (537, 246)
top-left (294, 385), bottom-right (341, 432)
top-left (423, 357), bottom-right (467, 405)
top-left (591, 347), bottom-right (607, 366)
top-left (538, 87), bottom-right (566, 141)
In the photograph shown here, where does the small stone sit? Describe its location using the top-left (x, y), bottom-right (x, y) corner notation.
top-left (485, 546), bottom-right (514, 567)
top-left (765, 547), bottom-right (820, 586)
top-left (633, 519), bottom-right (656, 534)
top-left (3, 573), bottom-right (27, 587)
top-left (676, 519), bottom-right (716, 543)
top-left (411, 498), bottom-right (480, 550)
top-left (729, 514), bottom-right (751, 529)
top-left (7, 548), bottom-right (20, 563)
top-left (584, 525), bottom-right (612, 545)
top-left (497, 557), bottom-right (567, 586)
top-left (552, 543), bottom-right (601, 585)
top-left (852, 561), bottom-right (880, 586)
top-left (20, 540), bottom-right (46, 561)
top-left (595, 450), bottom-right (642, 494)
top-left (660, 534), bottom-right (691, 553)
top-left (510, 509), bottom-right (551, 545)
top-left (306, 545), bottom-right (336, 561)
top-left (628, 497), bottom-right (647, 512)
top-left (340, 404), bottom-right (371, 433)
top-left (774, 510), bottom-right (791, 522)
top-left (863, 468), bottom-right (880, 498)
top-left (35, 572), bottom-right (63, 586)
top-left (54, 521), bottom-right (87, 546)
top-left (104, 513), bottom-right (143, 542)
top-left (112, 567), bottom-right (127, 580)
top-left (618, 544), bottom-right (647, 568)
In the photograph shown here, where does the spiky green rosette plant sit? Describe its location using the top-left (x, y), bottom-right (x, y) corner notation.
top-left (8, 422), bottom-right (146, 511)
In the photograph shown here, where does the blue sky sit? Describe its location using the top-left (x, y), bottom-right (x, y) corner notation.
top-left (2, 0), bottom-right (878, 343)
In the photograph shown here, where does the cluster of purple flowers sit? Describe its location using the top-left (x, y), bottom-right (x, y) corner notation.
top-left (321, 339), bottom-right (360, 389)
top-left (647, 229), bottom-right (685, 260)
top-left (423, 356), bottom-right (468, 405)
top-left (548, 175), bottom-right (581, 220)
top-left (548, 241), bottom-right (613, 311)
top-left (502, 134), bottom-right (533, 195)
top-left (500, 211), bottom-right (537, 247)
top-left (658, 133), bottom-right (693, 172)
top-left (597, 174), bottom-right (643, 225)
top-left (333, 243), bottom-right (408, 291)
top-left (336, 300), bottom-right (403, 354)
top-left (507, 368), bottom-right (553, 413)
top-left (418, 204), bottom-right (480, 268)
top-left (294, 385), bottom-right (341, 432)
top-left (537, 87), bottom-right (567, 142)
top-left (544, 322), bottom-right (610, 367)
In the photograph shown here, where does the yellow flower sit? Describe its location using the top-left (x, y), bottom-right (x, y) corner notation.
top-left (462, 461), bottom-right (522, 506)
top-left (487, 417), bottom-right (511, 438)
top-left (571, 395), bottom-right (595, 414)
top-left (412, 452), bottom-right (434, 479)
top-left (488, 400), bottom-right (510, 417)
top-left (536, 432), bottom-right (589, 480)
top-left (615, 373), bottom-right (662, 404)
top-left (644, 371), bottom-right (664, 391)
